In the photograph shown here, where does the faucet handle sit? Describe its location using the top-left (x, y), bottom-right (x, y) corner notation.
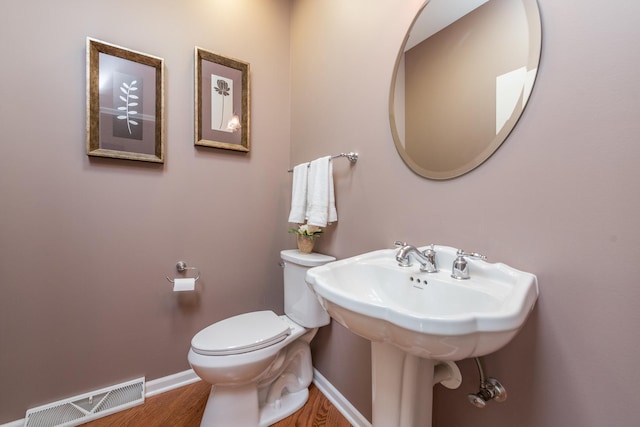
top-left (456, 249), bottom-right (487, 260)
top-left (394, 242), bottom-right (412, 267)
top-left (451, 249), bottom-right (487, 280)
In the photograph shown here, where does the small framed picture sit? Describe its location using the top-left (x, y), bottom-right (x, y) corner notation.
top-left (86, 38), bottom-right (164, 163)
top-left (195, 47), bottom-right (250, 152)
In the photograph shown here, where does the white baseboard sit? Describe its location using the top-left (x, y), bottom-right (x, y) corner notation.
top-left (313, 369), bottom-right (372, 427)
top-left (2, 368), bottom-right (369, 427)
top-left (145, 369), bottom-right (200, 398)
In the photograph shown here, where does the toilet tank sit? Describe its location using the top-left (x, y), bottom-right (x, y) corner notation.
top-left (280, 250), bottom-right (336, 328)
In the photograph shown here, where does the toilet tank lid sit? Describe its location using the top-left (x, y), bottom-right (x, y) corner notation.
top-left (191, 311), bottom-right (290, 356)
top-left (280, 250), bottom-right (336, 267)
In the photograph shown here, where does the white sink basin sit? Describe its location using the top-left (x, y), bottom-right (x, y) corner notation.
top-left (306, 245), bottom-right (538, 360)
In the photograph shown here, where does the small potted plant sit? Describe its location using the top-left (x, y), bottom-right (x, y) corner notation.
top-left (288, 223), bottom-right (323, 254)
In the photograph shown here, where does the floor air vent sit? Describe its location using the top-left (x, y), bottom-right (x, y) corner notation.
top-left (25, 377), bottom-right (145, 427)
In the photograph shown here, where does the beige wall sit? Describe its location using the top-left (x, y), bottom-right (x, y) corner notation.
top-left (292, 0), bottom-right (640, 426)
top-left (0, 0), bottom-right (292, 422)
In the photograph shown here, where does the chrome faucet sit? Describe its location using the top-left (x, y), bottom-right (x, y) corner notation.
top-left (394, 242), bottom-right (438, 273)
top-left (451, 249), bottom-right (487, 280)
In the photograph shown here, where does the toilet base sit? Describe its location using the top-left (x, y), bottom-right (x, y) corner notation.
top-left (201, 383), bottom-right (259, 426)
top-left (199, 384), bottom-right (309, 427)
top-left (190, 317), bottom-right (319, 427)
top-left (259, 388), bottom-right (309, 427)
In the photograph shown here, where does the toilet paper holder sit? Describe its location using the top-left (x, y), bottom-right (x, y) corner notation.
top-left (166, 261), bottom-right (201, 283)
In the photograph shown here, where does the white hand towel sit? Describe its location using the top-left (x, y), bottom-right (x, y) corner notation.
top-left (328, 160), bottom-right (337, 223)
top-left (306, 156), bottom-right (337, 227)
top-left (287, 162), bottom-right (309, 223)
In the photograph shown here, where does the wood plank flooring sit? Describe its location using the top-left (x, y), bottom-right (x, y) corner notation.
top-left (81, 380), bottom-right (352, 426)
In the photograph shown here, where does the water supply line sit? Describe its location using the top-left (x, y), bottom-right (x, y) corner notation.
top-left (467, 357), bottom-right (508, 408)
top-left (474, 357), bottom-right (486, 386)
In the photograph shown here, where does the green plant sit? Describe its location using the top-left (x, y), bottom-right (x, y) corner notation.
top-left (288, 223), bottom-right (323, 238)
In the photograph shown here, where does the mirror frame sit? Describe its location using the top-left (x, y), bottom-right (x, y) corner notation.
top-left (389, 0), bottom-right (542, 180)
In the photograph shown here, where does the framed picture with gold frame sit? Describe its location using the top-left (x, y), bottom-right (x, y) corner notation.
top-left (86, 38), bottom-right (164, 163)
top-left (195, 47), bottom-right (250, 152)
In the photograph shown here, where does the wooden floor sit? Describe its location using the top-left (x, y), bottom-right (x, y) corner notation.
top-left (82, 380), bottom-right (352, 426)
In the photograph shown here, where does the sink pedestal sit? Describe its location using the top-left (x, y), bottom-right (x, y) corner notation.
top-left (371, 342), bottom-right (461, 427)
top-left (306, 245), bottom-right (538, 425)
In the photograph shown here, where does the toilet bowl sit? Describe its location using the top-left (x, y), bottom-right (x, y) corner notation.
top-left (188, 250), bottom-right (335, 427)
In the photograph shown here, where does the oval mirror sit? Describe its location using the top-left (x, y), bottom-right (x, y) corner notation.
top-left (390, 0), bottom-right (542, 180)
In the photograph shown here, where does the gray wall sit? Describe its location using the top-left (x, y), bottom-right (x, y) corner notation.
top-left (0, 0), bottom-right (292, 422)
top-left (291, 0), bottom-right (640, 426)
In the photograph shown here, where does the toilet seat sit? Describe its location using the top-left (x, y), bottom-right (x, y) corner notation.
top-left (191, 310), bottom-right (291, 356)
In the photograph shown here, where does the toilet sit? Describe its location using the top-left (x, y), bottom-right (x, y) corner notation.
top-left (188, 250), bottom-right (335, 427)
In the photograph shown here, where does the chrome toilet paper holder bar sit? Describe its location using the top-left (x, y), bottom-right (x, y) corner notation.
top-left (166, 261), bottom-right (201, 283)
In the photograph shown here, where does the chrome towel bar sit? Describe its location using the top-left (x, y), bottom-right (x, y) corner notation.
top-left (287, 152), bottom-right (358, 172)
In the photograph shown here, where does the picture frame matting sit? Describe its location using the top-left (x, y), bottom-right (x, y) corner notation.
top-left (86, 38), bottom-right (165, 163)
top-left (195, 47), bottom-right (250, 152)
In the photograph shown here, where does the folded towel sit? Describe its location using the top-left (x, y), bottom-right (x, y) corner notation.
top-left (306, 156), bottom-right (337, 227)
top-left (328, 159), bottom-right (337, 223)
top-left (287, 162), bottom-right (309, 223)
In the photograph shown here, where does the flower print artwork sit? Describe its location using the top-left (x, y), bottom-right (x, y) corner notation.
top-left (211, 75), bottom-right (234, 133)
top-left (194, 47), bottom-right (249, 152)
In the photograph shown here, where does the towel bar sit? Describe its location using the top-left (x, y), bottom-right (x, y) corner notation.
top-left (287, 152), bottom-right (358, 172)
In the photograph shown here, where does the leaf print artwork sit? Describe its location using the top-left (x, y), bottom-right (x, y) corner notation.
top-left (211, 74), bottom-right (234, 133)
top-left (112, 71), bottom-right (143, 140)
top-left (117, 80), bottom-right (139, 134)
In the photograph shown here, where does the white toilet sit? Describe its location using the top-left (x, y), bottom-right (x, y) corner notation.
top-left (188, 250), bottom-right (335, 427)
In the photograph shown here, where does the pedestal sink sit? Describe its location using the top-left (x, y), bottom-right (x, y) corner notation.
top-left (306, 245), bottom-right (538, 427)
